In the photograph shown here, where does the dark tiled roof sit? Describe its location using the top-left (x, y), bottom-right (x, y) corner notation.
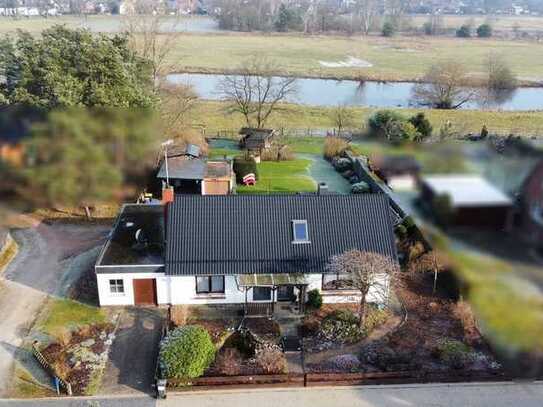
top-left (165, 194), bottom-right (397, 276)
top-left (205, 161), bottom-right (231, 178)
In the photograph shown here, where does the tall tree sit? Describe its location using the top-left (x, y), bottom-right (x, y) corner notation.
top-left (357, 0), bottom-right (378, 35)
top-left (217, 58), bottom-right (297, 128)
top-left (0, 26), bottom-right (155, 109)
top-left (326, 250), bottom-right (399, 328)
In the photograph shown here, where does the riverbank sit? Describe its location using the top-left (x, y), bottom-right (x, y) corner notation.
top-left (193, 100), bottom-right (543, 137)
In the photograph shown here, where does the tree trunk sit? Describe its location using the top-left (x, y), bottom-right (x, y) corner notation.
top-left (358, 294), bottom-right (367, 329)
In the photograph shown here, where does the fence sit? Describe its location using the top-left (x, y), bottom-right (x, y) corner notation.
top-left (205, 128), bottom-right (353, 140)
top-left (32, 341), bottom-right (72, 396)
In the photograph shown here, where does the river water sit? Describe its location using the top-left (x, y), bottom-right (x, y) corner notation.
top-left (167, 73), bottom-right (543, 111)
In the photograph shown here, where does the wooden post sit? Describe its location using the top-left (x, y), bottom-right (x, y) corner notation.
top-left (244, 288), bottom-right (248, 315)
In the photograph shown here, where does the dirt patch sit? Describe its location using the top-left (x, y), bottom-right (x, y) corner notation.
top-left (319, 56), bottom-right (372, 68)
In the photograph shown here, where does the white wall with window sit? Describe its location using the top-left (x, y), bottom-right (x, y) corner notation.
top-left (96, 272), bottom-right (169, 306)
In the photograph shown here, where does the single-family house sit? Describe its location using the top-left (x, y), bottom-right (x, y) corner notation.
top-left (420, 175), bottom-right (514, 229)
top-left (239, 128), bottom-right (276, 163)
top-left (370, 155), bottom-right (421, 191)
top-left (156, 144), bottom-right (235, 195)
top-left (95, 194), bottom-right (398, 314)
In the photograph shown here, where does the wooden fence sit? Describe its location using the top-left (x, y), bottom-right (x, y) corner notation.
top-left (166, 369), bottom-right (514, 392)
top-left (32, 341), bottom-right (72, 396)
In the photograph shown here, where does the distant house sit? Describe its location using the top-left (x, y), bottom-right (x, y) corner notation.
top-left (95, 194), bottom-right (398, 312)
top-left (156, 144), bottom-right (235, 195)
top-left (420, 175), bottom-right (514, 229)
top-left (239, 128), bottom-right (276, 162)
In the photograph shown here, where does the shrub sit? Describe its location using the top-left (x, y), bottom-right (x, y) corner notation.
top-left (320, 309), bottom-right (362, 343)
top-left (333, 157), bottom-right (352, 171)
top-left (306, 289), bottom-right (323, 309)
top-left (456, 24), bottom-right (471, 38)
top-left (477, 24), bottom-right (492, 38)
top-left (382, 21), bottom-right (395, 37)
top-left (261, 145), bottom-right (294, 161)
top-left (364, 306), bottom-right (389, 333)
top-left (408, 112), bottom-right (433, 140)
top-left (433, 339), bottom-right (472, 369)
top-left (170, 305), bottom-right (191, 326)
top-left (301, 317), bottom-right (320, 337)
top-left (255, 344), bottom-right (286, 374)
top-left (402, 215), bottom-right (416, 231)
top-left (56, 327), bottom-right (72, 347)
top-left (324, 137), bottom-right (349, 160)
top-left (233, 156), bottom-right (258, 183)
top-left (394, 224), bottom-right (408, 239)
top-left (214, 348), bottom-right (242, 376)
top-left (351, 181), bottom-right (370, 194)
top-left (368, 110), bottom-right (414, 143)
top-left (159, 325), bottom-right (215, 380)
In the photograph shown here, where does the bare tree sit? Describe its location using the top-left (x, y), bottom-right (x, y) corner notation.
top-left (326, 250), bottom-right (399, 328)
top-left (123, 0), bottom-right (180, 92)
top-left (485, 52), bottom-right (517, 91)
top-left (331, 104), bottom-right (356, 135)
top-left (412, 61), bottom-right (478, 109)
top-left (356, 0), bottom-right (378, 35)
top-left (159, 83), bottom-right (198, 133)
top-left (217, 58), bottom-right (298, 129)
top-left (408, 250), bottom-right (447, 293)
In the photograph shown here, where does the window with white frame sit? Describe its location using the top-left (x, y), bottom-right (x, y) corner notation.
top-left (322, 273), bottom-right (354, 290)
top-left (109, 279), bottom-right (125, 294)
top-left (196, 276), bottom-right (225, 294)
top-left (292, 220), bottom-right (310, 244)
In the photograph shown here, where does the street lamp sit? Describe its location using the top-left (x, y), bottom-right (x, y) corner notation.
top-left (161, 139), bottom-right (174, 187)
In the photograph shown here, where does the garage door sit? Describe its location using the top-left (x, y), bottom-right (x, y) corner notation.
top-left (133, 279), bottom-right (157, 305)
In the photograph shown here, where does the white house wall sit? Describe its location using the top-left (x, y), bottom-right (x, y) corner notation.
top-left (96, 272), bottom-right (169, 306)
top-left (97, 272), bottom-right (390, 306)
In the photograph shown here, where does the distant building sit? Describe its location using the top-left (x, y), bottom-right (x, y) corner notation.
top-left (239, 127), bottom-right (276, 163)
top-left (420, 175), bottom-right (514, 229)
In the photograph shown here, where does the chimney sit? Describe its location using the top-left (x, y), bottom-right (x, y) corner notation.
top-left (317, 182), bottom-right (329, 195)
top-left (162, 185), bottom-right (174, 204)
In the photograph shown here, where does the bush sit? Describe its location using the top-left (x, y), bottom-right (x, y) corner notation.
top-left (320, 309), bottom-right (362, 343)
top-left (408, 113), bottom-right (433, 140)
top-left (301, 317), bottom-right (320, 337)
top-left (159, 325), bottom-right (216, 379)
top-left (332, 157), bottom-right (352, 172)
top-left (477, 24), bottom-right (492, 38)
top-left (456, 24), bottom-right (471, 38)
top-left (170, 305), bottom-right (191, 326)
top-left (394, 224), bottom-right (408, 239)
top-left (382, 21), bottom-right (395, 37)
top-left (433, 339), bottom-right (472, 369)
top-left (233, 156), bottom-right (258, 183)
top-left (255, 344), bottom-right (286, 374)
top-left (351, 182), bottom-right (370, 194)
top-left (324, 137), bottom-right (349, 160)
top-left (306, 289), bottom-right (323, 309)
top-left (402, 215), bottom-right (416, 231)
top-left (368, 110), bottom-right (412, 143)
top-left (261, 145), bottom-right (294, 161)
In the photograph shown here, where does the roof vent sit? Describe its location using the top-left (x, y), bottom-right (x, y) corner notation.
top-left (186, 144), bottom-right (201, 158)
top-left (318, 182), bottom-right (329, 195)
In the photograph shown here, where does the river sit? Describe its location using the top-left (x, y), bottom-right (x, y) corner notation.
top-left (167, 73), bottom-right (543, 111)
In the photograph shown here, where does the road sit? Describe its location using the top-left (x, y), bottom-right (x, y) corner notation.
top-left (0, 222), bottom-right (109, 397)
top-left (1, 382), bottom-right (543, 407)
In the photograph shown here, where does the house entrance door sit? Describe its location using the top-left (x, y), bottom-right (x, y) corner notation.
top-left (133, 279), bottom-right (157, 305)
top-left (277, 286), bottom-right (294, 302)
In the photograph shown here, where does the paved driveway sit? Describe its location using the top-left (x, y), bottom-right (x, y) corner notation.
top-left (0, 222), bottom-right (109, 396)
top-left (99, 308), bottom-right (166, 396)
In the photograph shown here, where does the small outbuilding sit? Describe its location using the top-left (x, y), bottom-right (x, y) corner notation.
top-left (420, 175), bottom-right (513, 229)
top-left (239, 128), bottom-right (276, 162)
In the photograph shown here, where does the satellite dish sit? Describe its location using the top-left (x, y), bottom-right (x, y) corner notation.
top-left (135, 228), bottom-right (148, 244)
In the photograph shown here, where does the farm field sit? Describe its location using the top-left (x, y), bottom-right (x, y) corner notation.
top-left (194, 100), bottom-right (543, 137)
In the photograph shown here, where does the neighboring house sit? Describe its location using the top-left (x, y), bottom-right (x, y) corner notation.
top-left (420, 175), bottom-right (514, 229)
top-left (239, 128), bottom-right (276, 163)
top-left (156, 144), bottom-right (235, 195)
top-left (96, 194), bottom-right (398, 314)
top-left (370, 155), bottom-right (421, 191)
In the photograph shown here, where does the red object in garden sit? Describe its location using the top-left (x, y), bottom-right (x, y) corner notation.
top-left (243, 173), bottom-right (256, 186)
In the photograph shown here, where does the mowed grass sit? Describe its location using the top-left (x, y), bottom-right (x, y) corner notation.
top-left (165, 32), bottom-right (543, 84)
top-left (194, 100), bottom-right (543, 136)
top-left (236, 159), bottom-right (316, 194)
top-left (36, 298), bottom-right (106, 337)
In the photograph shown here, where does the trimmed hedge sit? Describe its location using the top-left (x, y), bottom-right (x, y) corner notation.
top-left (233, 156), bottom-right (259, 183)
top-left (159, 325), bottom-right (216, 380)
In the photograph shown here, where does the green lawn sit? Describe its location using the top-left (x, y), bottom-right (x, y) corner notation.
top-left (236, 159), bottom-right (316, 194)
top-left (164, 32), bottom-right (543, 85)
top-left (36, 298), bottom-right (106, 337)
top-left (195, 101), bottom-right (543, 137)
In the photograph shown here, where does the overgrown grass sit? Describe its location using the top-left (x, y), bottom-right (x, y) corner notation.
top-left (194, 100), bottom-right (543, 137)
top-left (426, 228), bottom-right (543, 353)
top-left (236, 159), bottom-right (316, 194)
top-left (0, 234), bottom-right (18, 274)
top-left (36, 298), bottom-right (106, 338)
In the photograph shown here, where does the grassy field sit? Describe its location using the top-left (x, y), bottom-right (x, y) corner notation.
top-left (196, 101), bottom-right (543, 137)
top-left (164, 32), bottom-right (543, 84)
top-left (409, 14), bottom-right (543, 32)
top-left (236, 159), bottom-right (316, 194)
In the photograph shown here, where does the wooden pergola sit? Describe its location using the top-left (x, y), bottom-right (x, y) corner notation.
top-left (236, 273), bottom-right (309, 316)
